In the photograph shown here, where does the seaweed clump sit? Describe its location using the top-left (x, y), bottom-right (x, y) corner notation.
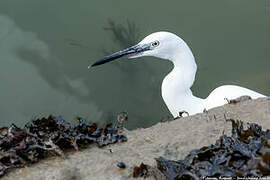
top-left (156, 119), bottom-right (270, 179)
top-left (0, 115), bottom-right (127, 177)
top-left (133, 162), bottom-right (150, 178)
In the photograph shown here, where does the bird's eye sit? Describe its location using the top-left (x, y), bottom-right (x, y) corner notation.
top-left (151, 41), bottom-right (159, 47)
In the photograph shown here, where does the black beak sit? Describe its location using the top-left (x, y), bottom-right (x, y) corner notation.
top-left (89, 43), bottom-right (151, 68)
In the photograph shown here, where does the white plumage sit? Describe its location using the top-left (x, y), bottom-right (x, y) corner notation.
top-left (91, 31), bottom-right (266, 117)
top-left (139, 32), bottom-right (265, 117)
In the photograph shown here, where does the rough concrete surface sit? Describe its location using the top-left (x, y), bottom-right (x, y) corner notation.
top-left (2, 97), bottom-right (270, 180)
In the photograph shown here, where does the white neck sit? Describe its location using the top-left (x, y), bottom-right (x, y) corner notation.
top-left (161, 44), bottom-right (204, 117)
top-left (172, 46), bottom-right (197, 90)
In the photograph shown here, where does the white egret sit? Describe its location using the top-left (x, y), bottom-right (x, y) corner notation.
top-left (90, 32), bottom-right (266, 117)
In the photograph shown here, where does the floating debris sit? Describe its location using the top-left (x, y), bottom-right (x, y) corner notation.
top-left (0, 115), bottom-right (127, 177)
top-left (155, 119), bottom-right (270, 179)
top-left (117, 162), bottom-right (126, 169)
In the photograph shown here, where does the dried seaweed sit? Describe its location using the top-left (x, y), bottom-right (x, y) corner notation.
top-left (0, 115), bottom-right (127, 177)
top-left (133, 162), bottom-right (150, 178)
top-left (155, 119), bottom-right (270, 179)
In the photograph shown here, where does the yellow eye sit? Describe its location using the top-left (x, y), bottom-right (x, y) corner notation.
top-left (151, 41), bottom-right (159, 47)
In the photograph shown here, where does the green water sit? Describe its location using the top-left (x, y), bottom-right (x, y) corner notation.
top-left (0, 0), bottom-right (270, 129)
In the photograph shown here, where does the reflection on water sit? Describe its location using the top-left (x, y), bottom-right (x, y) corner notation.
top-left (0, 0), bottom-right (269, 129)
top-left (103, 19), bottom-right (140, 49)
top-left (0, 15), bottom-right (103, 127)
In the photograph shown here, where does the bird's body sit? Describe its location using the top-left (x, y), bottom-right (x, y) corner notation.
top-left (91, 31), bottom-right (266, 117)
top-left (159, 35), bottom-right (265, 116)
top-left (162, 68), bottom-right (265, 117)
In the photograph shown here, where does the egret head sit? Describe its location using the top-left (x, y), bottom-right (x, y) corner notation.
top-left (90, 31), bottom-right (188, 67)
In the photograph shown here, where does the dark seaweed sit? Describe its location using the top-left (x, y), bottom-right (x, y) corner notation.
top-left (133, 162), bottom-right (150, 178)
top-left (103, 18), bottom-right (140, 48)
top-left (155, 119), bottom-right (270, 179)
top-left (0, 115), bottom-right (127, 177)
